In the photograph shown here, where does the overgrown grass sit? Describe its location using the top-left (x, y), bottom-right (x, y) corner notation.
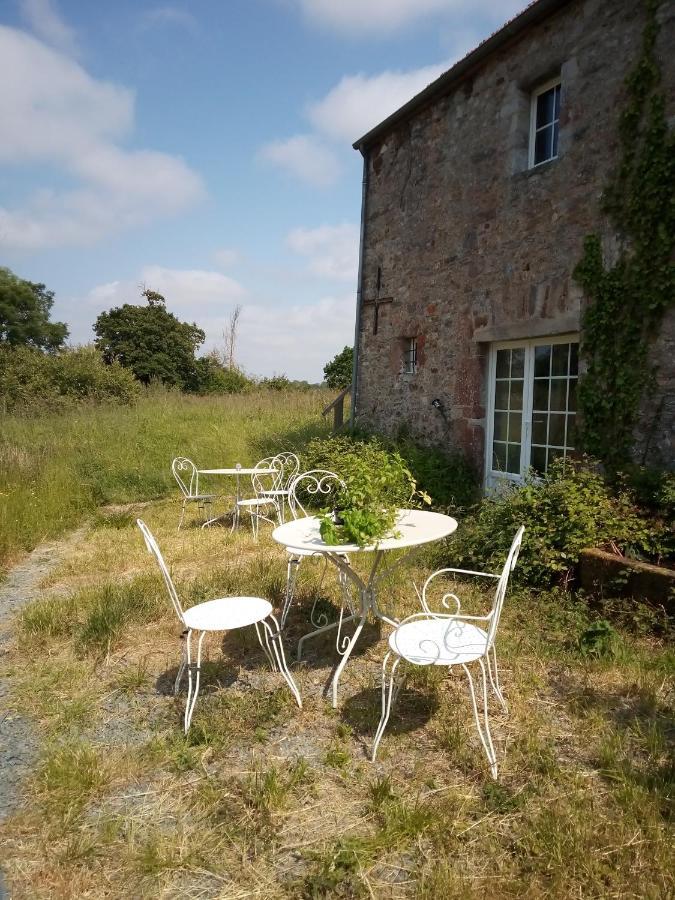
top-left (0, 386), bottom-right (330, 574)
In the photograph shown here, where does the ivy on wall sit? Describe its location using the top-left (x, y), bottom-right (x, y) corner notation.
top-left (574, 0), bottom-right (675, 467)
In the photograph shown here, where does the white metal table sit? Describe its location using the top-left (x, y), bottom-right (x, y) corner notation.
top-left (198, 466), bottom-right (276, 529)
top-left (272, 509), bottom-right (458, 706)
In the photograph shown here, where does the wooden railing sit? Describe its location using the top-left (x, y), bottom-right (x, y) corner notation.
top-left (322, 385), bottom-right (351, 433)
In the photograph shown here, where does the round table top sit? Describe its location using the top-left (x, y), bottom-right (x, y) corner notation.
top-left (272, 509), bottom-right (458, 554)
top-left (198, 467), bottom-right (276, 475)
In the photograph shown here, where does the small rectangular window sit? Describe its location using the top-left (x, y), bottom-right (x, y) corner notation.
top-left (402, 337), bottom-right (417, 374)
top-left (529, 79), bottom-right (561, 167)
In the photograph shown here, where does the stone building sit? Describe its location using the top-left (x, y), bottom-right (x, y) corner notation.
top-left (350, 0), bottom-right (674, 488)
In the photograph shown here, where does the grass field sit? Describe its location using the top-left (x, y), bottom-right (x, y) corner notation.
top-left (0, 393), bottom-right (673, 898)
top-left (0, 388), bottom-right (330, 575)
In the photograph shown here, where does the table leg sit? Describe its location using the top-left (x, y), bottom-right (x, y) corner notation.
top-left (231, 472), bottom-right (241, 532)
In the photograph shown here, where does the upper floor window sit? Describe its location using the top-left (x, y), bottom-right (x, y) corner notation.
top-left (529, 78), bottom-right (561, 167)
top-left (402, 337), bottom-right (417, 374)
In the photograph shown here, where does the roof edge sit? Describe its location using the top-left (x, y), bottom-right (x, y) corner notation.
top-left (352, 0), bottom-right (573, 152)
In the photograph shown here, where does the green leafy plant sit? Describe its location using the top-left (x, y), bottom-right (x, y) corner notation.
top-left (578, 619), bottom-right (619, 659)
top-left (574, 0), bottom-right (675, 467)
top-left (306, 434), bottom-right (428, 547)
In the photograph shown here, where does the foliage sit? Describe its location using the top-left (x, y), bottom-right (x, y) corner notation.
top-left (193, 355), bottom-right (252, 394)
top-left (574, 0), bottom-right (675, 466)
top-left (259, 373), bottom-right (292, 391)
top-left (388, 435), bottom-right (479, 510)
top-left (323, 345), bottom-right (353, 390)
top-left (304, 434), bottom-right (427, 546)
top-left (448, 458), bottom-right (668, 588)
top-left (0, 267), bottom-right (68, 352)
top-left (0, 345), bottom-right (140, 412)
top-left (578, 619), bottom-right (620, 659)
top-left (94, 288), bottom-right (206, 389)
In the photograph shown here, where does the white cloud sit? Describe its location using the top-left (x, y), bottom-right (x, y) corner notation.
top-left (294, 0), bottom-right (527, 35)
top-left (308, 62), bottom-right (449, 143)
top-left (0, 26), bottom-right (204, 250)
top-left (286, 223), bottom-right (359, 282)
top-left (212, 248), bottom-right (241, 269)
top-left (62, 267), bottom-right (353, 381)
top-left (258, 134), bottom-right (342, 188)
top-left (138, 6), bottom-right (198, 32)
top-left (19, 0), bottom-right (78, 56)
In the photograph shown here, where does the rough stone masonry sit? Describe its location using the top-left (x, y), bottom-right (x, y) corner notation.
top-left (352, 0), bottom-right (674, 477)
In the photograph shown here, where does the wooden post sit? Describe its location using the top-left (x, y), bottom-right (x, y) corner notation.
top-left (323, 385), bottom-right (351, 433)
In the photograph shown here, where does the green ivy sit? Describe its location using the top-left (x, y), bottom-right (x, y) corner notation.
top-left (574, 0), bottom-right (675, 466)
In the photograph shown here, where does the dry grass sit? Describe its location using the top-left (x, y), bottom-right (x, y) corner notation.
top-left (1, 500), bottom-right (673, 899)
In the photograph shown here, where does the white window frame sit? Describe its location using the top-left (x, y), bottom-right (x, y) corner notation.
top-left (484, 333), bottom-right (579, 490)
top-left (529, 77), bottom-right (561, 168)
top-left (401, 336), bottom-right (418, 375)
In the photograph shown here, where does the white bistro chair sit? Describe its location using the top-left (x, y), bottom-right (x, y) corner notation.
top-left (280, 469), bottom-right (350, 629)
top-left (137, 519), bottom-right (302, 732)
top-left (372, 526), bottom-right (525, 778)
top-left (172, 457), bottom-right (216, 530)
top-left (259, 451), bottom-right (300, 523)
top-left (236, 457), bottom-right (281, 539)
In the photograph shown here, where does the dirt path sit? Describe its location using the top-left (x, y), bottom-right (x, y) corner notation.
top-left (0, 528), bottom-right (86, 824)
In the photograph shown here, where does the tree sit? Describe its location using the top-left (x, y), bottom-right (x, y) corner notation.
top-left (222, 304), bottom-right (242, 370)
top-left (323, 345), bottom-right (353, 390)
top-left (0, 267), bottom-right (68, 352)
top-left (94, 288), bottom-right (205, 389)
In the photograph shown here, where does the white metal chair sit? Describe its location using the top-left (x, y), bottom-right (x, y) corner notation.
top-left (259, 451), bottom-right (300, 523)
top-left (172, 457), bottom-right (216, 530)
top-left (372, 526), bottom-right (525, 778)
top-left (137, 519), bottom-right (302, 732)
top-left (280, 469), bottom-right (350, 629)
top-left (236, 457), bottom-right (281, 539)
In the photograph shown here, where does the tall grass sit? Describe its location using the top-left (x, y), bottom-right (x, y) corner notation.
top-left (0, 386), bottom-right (330, 574)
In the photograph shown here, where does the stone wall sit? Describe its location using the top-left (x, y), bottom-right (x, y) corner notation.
top-left (354, 0), bottom-right (674, 473)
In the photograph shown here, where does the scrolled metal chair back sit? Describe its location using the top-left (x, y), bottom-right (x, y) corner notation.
top-left (288, 469), bottom-right (346, 519)
top-left (486, 525), bottom-right (525, 648)
top-left (271, 451), bottom-right (300, 491)
top-left (136, 519), bottom-right (185, 624)
top-left (172, 457), bottom-right (199, 499)
top-left (251, 456), bottom-right (278, 496)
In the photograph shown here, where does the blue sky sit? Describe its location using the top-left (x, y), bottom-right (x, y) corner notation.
top-left (0, 0), bottom-right (526, 380)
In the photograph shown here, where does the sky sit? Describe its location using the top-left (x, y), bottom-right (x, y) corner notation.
top-left (0, 0), bottom-right (528, 381)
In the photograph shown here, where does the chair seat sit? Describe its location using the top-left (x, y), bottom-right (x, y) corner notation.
top-left (389, 618), bottom-right (488, 666)
top-left (184, 493), bottom-right (216, 501)
top-left (183, 596), bottom-right (273, 631)
top-left (237, 498), bottom-right (276, 508)
top-left (261, 489), bottom-right (289, 496)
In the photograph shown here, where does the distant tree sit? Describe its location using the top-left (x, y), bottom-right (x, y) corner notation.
top-left (323, 345), bottom-right (353, 390)
top-left (222, 304), bottom-right (242, 370)
top-left (0, 267), bottom-right (68, 352)
top-left (94, 288), bottom-right (205, 389)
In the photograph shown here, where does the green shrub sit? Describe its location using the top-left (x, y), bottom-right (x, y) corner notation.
top-left (448, 458), bottom-right (663, 588)
top-left (194, 358), bottom-right (252, 394)
top-left (0, 345), bottom-right (139, 411)
top-left (391, 438), bottom-right (479, 509)
top-left (259, 374), bottom-right (292, 391)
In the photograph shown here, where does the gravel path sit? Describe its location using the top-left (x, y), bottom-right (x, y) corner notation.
top-left (0, 529), bottom-right (86, 823)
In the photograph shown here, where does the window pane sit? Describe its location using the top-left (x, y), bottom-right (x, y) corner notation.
top-left (551, 343), bottom-right (569, 376)
top-left (532, 412), bottom-right (548, 445)
top-left (548, 447), bottom-right (564, 467)
top-left (549, 413), bottom-right (566, 446)
top-left (531, 445), bottom-right (547, 474)
top-left (511, 348), bottom-right (525, 378)
top-left (568, 378), bottom-right (577, 411)
top-left (554, 84), bottom-right (561, 118)
top-left (533, 379), bottom-right (549, 410)
top-left (508, 412), bottom-right (522, 443)
top-left (494, 411), bottom-right (508, 441)
top-left (534, 345), bottom-right (551, 377)
top-left (536, 88), bottom-right (555, 127)
top-left (534, 126), bottom-right (552, 164)
top-left (495, 380), bottom-right (509, 409)
top-left (507, 444), bottom-right (521, 475)
top-left (492, 442), bottom-right (507, 472)
top-left (496, 349), bottom-right (510, 379)
top-left (552, 121), bottom-right (559, 157)
top-left (549, 380), bottom-right (568, 411)
top-left (570, 343), bottom-right (579, 376)
top-left (567, 414), bottom-right (576, 446)
top-left (509, 380), bottom-right (524, 411)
